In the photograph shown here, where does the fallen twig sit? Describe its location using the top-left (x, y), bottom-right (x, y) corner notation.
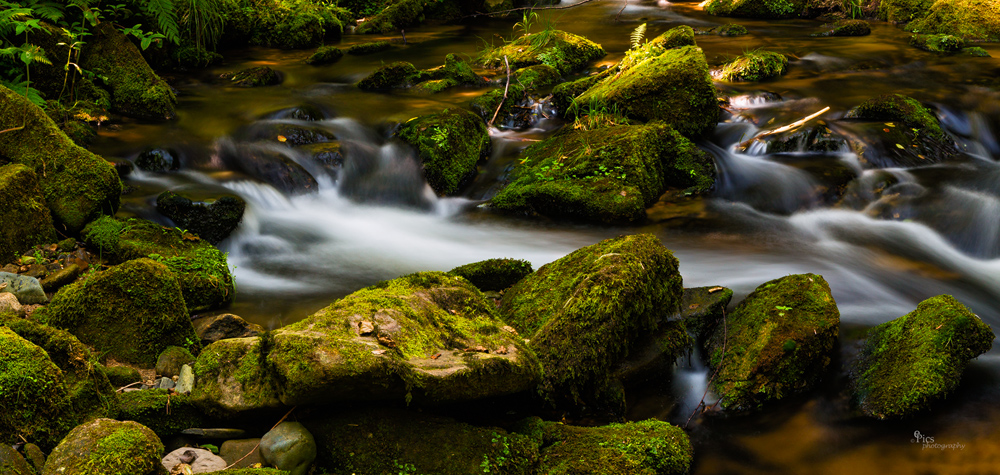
top-left (489, 56), bottom-right (511, 128)
top-left (223, 406), bottom-right (297, 469)
top-left (738, 106), bottom-right (831, 150)
top-left (616, 0), bottom-right (628, 22)
top-left (470, 0), bottom-right (604, 18)
top-left (117, 381), bottom-right (144, 392)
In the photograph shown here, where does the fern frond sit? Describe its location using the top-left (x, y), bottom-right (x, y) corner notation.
top-left (630, 23), bottom-right (646, 50)
top-left (141, 0), bottom-right (181, 44)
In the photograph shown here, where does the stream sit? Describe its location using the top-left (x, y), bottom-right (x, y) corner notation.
top-left (89, 0), bottom-right (1000, 472)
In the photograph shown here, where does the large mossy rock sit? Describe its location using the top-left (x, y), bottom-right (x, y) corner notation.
top-left (305, 407), bottom-right (539, 474)
top-left (906, 0), bottom-right (1000, 41)
top-left (706, 274), bottom-right (840, 412)
top-left (0, 164), bottom-right (56, 263)
top-left (0, 86), bottom-right (121, 234)
top-left (0, 327), bottom-right (74, 450)
top-left (526, 418), bottom-right (693, 475)
top-left (490, 122), bottom-right (715, 224)
top-left (395, 108), bottom-right (490, 195)
top-left (41, 419), bottom-right (164, 475)
top-left (498, 234), bottom-right (684, 414)
top-left (852, 295), bottom-right (994, 419)
top-left (81, 216), bottom-right (235, 312)
top-left (481, 30), bottom-right (606, 75)
top-left (0, 445), bottom-right (33, 475)
top-left (119, 389), bottom-right (206, 439)
top-left (704, 0), bottom-right (811, 18)
top-left (358, 54), bottom-right (486, 93)
top-left (716, 50), bottom-right (788, 82)
top-left (571, 44), bottom-right (719, 138)
top-left (80, 22), bottom-right (176, 120)
top-left (843, 93), bottom-right (957, 167)
top-left (193, 272), bottom-right (540, 416)
top-left (880, 0), bottom-right (936, 22)
top-left (32, 258), bottom-right (200, 367)
top-left (155, 190), bottom-right (246, 244)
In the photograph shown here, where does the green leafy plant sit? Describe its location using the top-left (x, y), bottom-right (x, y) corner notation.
top-left (513, 10), bottom-right (538, 36)
top-left (630, 22), bottom-right (646, 49)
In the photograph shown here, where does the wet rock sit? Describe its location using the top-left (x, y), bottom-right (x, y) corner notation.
top-left (910, 33), bottom-right (965, 53)
top-left (513, 64), bottom-right (561, 89)
top-left (843, 93), bottom-right (958, 167)
top-left (704, 0), bottom-right (811, 19)
top-left (157, 346), bottom-right (197, 378)
top-left (814, 19), bottom-right (871, 37)
top-left (499, 234), bottom-right (683, 416)
top-left (120, 389), bottom-right (206, 439)
top-left (0, 164), bottom-right (57, 264)
top-left (346, 40), bottom-right (391, 55)
top-left (156, 191), bottom-right (246, 244)
top-left (481, 30), bottom-right (605, 76)
top-left (852, 295), bottom-right (994, 419)
top-left (217, 141), bottom-right (319, 195)
top-left (296, 142), bottom-right (343, 177)
top-left (162, 447), bottom-right (226, 473)
top-left (357, 62), bottom-right (420, 90)
top-left (43, 419), bottom-right (164, 475)
top-left (905, 0), bottom-right (1000, 42)
top-left (306, 46), bottom-right (343, 65)
top-left (192, 272), bottom-right (539, 415)
top-left (221, 66), bottom-right (282, 87)
top-left (241, 122), bottom-right (337, 147)
top-left (175, 364), bottom-right (195, 394)
top-left (0, 445), bottom-right (32, 475)
top-left (31, 258), bottom-right (199, 366)
top-left (706, 274), bottom-right (840, 412)
top-left (715, 23), bottom-right (748, 36)
top-left (962, 46), bottom-right (991, 57)
top-left (0, 272), bottom-right (47, 305)
top-left (260, 422), bottom-right (316, 475)
top-left (105, 365), bottom-right (142, 387)
top-left (219, 439), bottom-right (263, 468)
top-left (395, 108), bottom-right (490, 195)
top-left (0, 292), bottom-right (23, 317)
top-left (194, 314), bottom-right (264, 345)
top-left (40, 263), bottom-right (82, 293)
top-left (470, 84), bottom-right (529, 128)
top-left (358, 54), bottom-right (485, 94)
top-left (716, 50), bottom-right (787, 82)
top-left (135, 147), bottom-right (181, 172)
top-left (680, 285), bottom-right (734, 341)
top-left (23, 443), bottom-right (46, 474)
top-left (758, 125), bottom-right (846, 154)
top-left (491, 122), bottom-right (714, 223)
top-left (449, 258), bottom-right (533, 292)
top-left (261, 104), bottom-right (329, 121)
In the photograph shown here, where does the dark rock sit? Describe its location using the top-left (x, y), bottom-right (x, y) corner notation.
top-left (40, 264), bottom-right (82, 293)
top-left (240, 122), bottom-right (337, 147)
top-left (346, 41), bottom-right (391, 55)
top-left (155, 191), bottom-right (246, 244)
top-left (306, 46), bottom-right (343, 65)
top-left (135, 148), bottom-right (181, 172)
top-left (716, 23), bottom-right (748, 36)
top-left (221, 66), bottom-right (283, 87)
top-left (296, 142), bottom-right (343, 178)
top-left (156, 346), bottom-right (197, 378)
top-left (681, 285), bottom-right (734, 341)
top-left (449, 258), bottom-right (533, 292)
top-left (219, 439), bottom-right (263, 469)
top-left (260, 422), bottom-right (316, 475)
top-left (261, 104), bottom-right (329, 121)
top-left (193, 313), bottom-right (264, 345)
top-left (217, 141), bottom-right (319, 194)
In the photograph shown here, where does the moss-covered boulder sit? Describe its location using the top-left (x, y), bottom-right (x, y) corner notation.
top-left (81, 216), bottom-right (235, 312)
top-left (118, 389), bottom-right (206, 438)
top-left (357, 62), bottom-right (421, 90)
top-left (880, 0), bottom-right (936, 23)
top-left (705, 0), bottom-right (811, 18)
top-left (0, 445), bottom-right (33, 475)
top-left (355, 0), bottom-right (445, 34)
top-left (481, 30), bottom-right (606, 76)
top-left (155, 191), bottom-right (246, 244)
top-left (0, 86), bottom-right (121, 234)
top-left (906, 0), bottom-right (1000, 42)
top-left (499, 234), bottom-right (683, 414)
top-left (32, 258), bottom-right (200, 367)
top-left (222, 0), bottom-right (343, 48)
top-left (0, 327), bottom-right (74, 449)
top-left (828, 19), bottom-right (872, 36)
top-left (843, 94), bottom-right (955, 166)
top-left (305, 407), bottom-right (538, 474)
top-left (193, 272), bottom-right (540, 416)
top-left (306, 46), bottom-right (343, 65)
top-left (716, 23), bottom-right (749, 36)
top-left (571, 45), bottom-right (718, 138)
top-left (909, 33), bottom-right (965, 53)
top-left (514, 64), bottom-right (562, 89)
top-left (222, 66), bottom-right (283, 87)
top-left (706, 274), bottom-right (840, 412)
top-left (716, 50), bottom-right (788, 82)
top-left (41, 419), bottom-right (163, 475)
top-left (346, 40), bottom-right (392, 55)
top-left (80, 22), bottom-right (176, 120)
top-left (359, 55), bottom-right (485, 94)
top-left (490, 122), bottom-right (715, 223)
top-left (680, 286), bottom-right (734, 341)
top-left (528, 418), bottom-right (693, 475)
top-left (395, 108), bottom-right (490, 195)
top-left (449, 258), bottom-right (533, 292)
top-left (470, 84), bottom-right (528, 127)
top-left (0, 164), bottom-right (56, 263)
top-left (852, 295), bottom-right (994, 419)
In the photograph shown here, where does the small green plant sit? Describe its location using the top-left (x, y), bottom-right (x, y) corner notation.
top-left (630, 23), bottom-right (647, 50)
top-left (513, 10), bottom-right (538, 36)
top-left (429, 126), bottom-right (448, 149)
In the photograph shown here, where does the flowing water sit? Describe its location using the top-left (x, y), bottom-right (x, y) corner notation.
top-left (90, 0), bottom-right (1000, 471)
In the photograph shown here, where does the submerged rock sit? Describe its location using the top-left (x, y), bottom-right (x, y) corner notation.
top-left (217, 141), bottom-right (319, 194)
top-left (852, 295), bottom-right (994, 419)
top-left (480, 30), bottom-right (606, 75)
top-left (715, 50), bottom-right (788, 82)
top-left (706, 273), bottom-right (840, 412)
top-left (499, 234), bottom-right (684, 415)
top-left (156, 190), bottom-right (246, 244)
top-left (43, 419), bottom-right (164, 475)
top-left (0, 164), bottom-right (56, 264)
top-left (346, 40), bottom-right (391, 55)
top-left (306, 46), bottom-right (344, 65)
top-left (32, 258), bottom-right (200, 366)
top-left (705, 0), bottom-right (811, 19)
top-left (843, 93), bottom-right (958, 167)
top-left (395, 108), bottom-right (491, 195)
top-left (222, 66), bottom-right (283, 87)
top-left (135, 147), bottom-right (181, 172)
top-left (490, 122), bottom-right (715, 223)
top-left (192, 272), bottom-right (540, 415)
top-left (449, 258), bottom-right (533, 292)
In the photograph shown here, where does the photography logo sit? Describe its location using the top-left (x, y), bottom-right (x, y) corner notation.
top-left (912, 431), bottom-right (965, 451)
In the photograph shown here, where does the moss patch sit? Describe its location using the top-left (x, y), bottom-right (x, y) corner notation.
top-left (306, 46), bottom-right (344, 65)
top-left (880, 0), bottom-right (936, 22)
top-left (346, 40), bottom-right (392, 55)
top-left (449, 258), bottom-right (533, 292)
top-left (480, 30), bottom-right (606, 76)
top-left (705, 0), bottom-right (811, 18)
top-left (44, 418), bottom-right (164, 475)
top-left (119, 389), bottom-right (206, 438)
top-left (706, 274), bottom-right (840, 412)
top-left (906, 0), bottom-right (1000, 41)
top-left (716, 50), bottom-right (788, 82)
top-left (852, 295), bottom-right (994, 419)
top-left (844, 93), bottom-right (947, 143)
top-left (395, 108), bottom-right (490, 195)
top-left (499, 234), bottom-right (683, 414)
top-left (0, 164), bottom-right (56, 263)
top-left (533, 419), bottom-right (693, 475)
top-left (909, 33), bottom-right (965, 53)
top-left (514, 64), bottom-right (562, 89)
top-left (222, 67), bottom-right (282, 87)
top-left (0, 327), bottom-right (73, 450)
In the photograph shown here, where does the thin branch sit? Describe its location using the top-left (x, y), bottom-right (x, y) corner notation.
top-left (488, 56), bottom-right (511, 128)
top-left (685, 307), bottom-right (727, 428)
top-left (222, 406), bottom-right (297, 470)
top-left (616, 0), bottom-right (628, 22)
top-left (468, 0), bottom-right (604, 19)
top-left (738, 106), bottom-right (831, 150)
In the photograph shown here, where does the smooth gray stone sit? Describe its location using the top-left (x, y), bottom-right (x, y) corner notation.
top-left (175, 364), bottom-right (194, 394)
top-left (0, 272), bottom-right (47, 304)
top-left (161, 447), bottom-right (226, 473)
top-left (260, 422), bottom-right (316, 475)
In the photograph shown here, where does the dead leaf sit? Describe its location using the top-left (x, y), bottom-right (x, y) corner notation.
top-left (277, 135), bottom-right (287, 142)
top-left (358, 321), bottom-right (375, 336)
top-left (377, 335), bottom-right (396, 348)
top-left (464, 346), bottom-right (488, 353)
top-left (688, 304), bottom-right (700, 309)
top-left (708, 286), bottom-right (724, 293)
top-left (430, 353), bottom-right (441, 360)
top-left (620, 190), bottom-right (627, 196)
top-left (501, 325), bottom-right (518, 335)
top-left (371, 349), bottom-right (387, 355)
top-left (495, 346), bottom-right (508, 355)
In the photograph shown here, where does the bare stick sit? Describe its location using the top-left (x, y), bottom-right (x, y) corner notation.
top-left (116, 381), bottom-right (144, 392)
top-left (738, 106), bottom-right (831, 150)
top-left (488, 56), bottom-right (511, 128)
top-left (223, 406), bottom-right (297, 470)
top-left (469, 0), bottom-right (604, 18)
top-left (616, 0), bottom-right (628, 22)
top-left (685, 308), bottom-right (727, 428)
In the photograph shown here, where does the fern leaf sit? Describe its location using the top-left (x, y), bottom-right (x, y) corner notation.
top-left (630, 23), bottom-right (647, 50)
top-left (142, 0), bottom-right (181, 44)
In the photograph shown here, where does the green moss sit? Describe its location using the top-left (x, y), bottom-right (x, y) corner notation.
top-left (490, 122), bottom-right (714, 223)
top-left (118, 389), bottom-right (206, 438)
top-left (306, 46), bottom-right (344, 65)
top-left (534, 419), bottom-right (693, 475)
top-left (346, 40), bottom-right (392, 55)
top-left (909, 33), bottom-right (966, 53)
top-left (0, 327), bottom-right (73, 450)
top-left (355, 0), bottom-right (429, 34)
top-left (409, 54), bottom-right (486, 94)
top-left (81, 216), bottom-right (235, 312)
top-left (395, 108), bottom-right (490, 195)
top-left (0, 86), bottom-right (121, 234)
top-left (480, 30), bottom-right (606, 76)
top-left (551, 73), bottom-right (608, 116)
top-left (844, 93), bottom-right (947, 143)
top-left (0, 164), bottom-right (56, 263)
top-left (707, 274), bottom-right (840, 412)
top-left (514, 64), bottom-right (562, 89)
top-left (649, 25), bottom-right (698, 49)
top-left (716, 50), bottom-right (788, 82)
top-left (716, 23), bottom-right (749, 36)
top-left (572, 45), bottom-right (719, 138)
top-left (470, 84), bottom-right (526, 122)
top-left (853, 295), bottom-right (994, 419)
top-left (222, 66), bottom-right (282, 87)
top-left (963, 46), bottom-right (991, 56)
top-left (499, 234), bottom-right (683, 413)
top-left (80, 23), bottom-right (176, 120)
top-left (357, 62), bottom-right (420, 90)
top-left (680, 286), bottom-right (734, 341)
top-left (224, 0), bottom-right (343, 48)
top-left (306, 407), bottom-right (538, 475)
top-left (879, 0), bottom-right (936, 22)
top-left (828, 19), bottom-right (872, 36)
top-left (705, 0), bottom-right (810, 18)
top-left (45, 419), bottom-right (163, 475)
top-left (906, 0), bottom-right (1000, 41)
top-left (191, 336), bottom-right (283, 416)
top-left (105, 366), bottom-right (141, 387)
top-left (31, 258), bottom-right (200, 367)
top-left (449, 258), bottom-right (534, 292)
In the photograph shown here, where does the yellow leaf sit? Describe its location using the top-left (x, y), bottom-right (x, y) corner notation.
top-left (895, 144), bottom-right (904, 149)
top-left (277, 135), bottom-right (287, 142)
top-left (885, 122), bottom-right (895, 127)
